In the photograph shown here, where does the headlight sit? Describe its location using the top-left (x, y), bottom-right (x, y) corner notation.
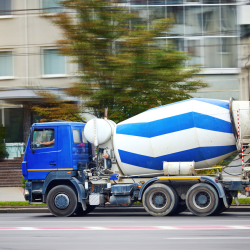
top-left (24, 189), bottom-right (29, 195)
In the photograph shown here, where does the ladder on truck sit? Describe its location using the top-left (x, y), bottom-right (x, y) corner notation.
top-left (234, 108), bottom-right (250, 195)
top-left (235, 108), bottom-right (250, 172)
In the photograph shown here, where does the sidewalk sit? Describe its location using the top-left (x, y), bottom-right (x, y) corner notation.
top-left (0, 187), bottom-right (25, 202)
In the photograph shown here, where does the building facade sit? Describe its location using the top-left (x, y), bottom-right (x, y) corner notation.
top-left (239, 30), bottom-right (250, 101)
top-left (0, 0), bottom-right (242, 157)
top-left (239, 4), bottom-right (250, 101)
top-left (127, 0), bottom-right (240, 99)
top-left (0, 0), bottom-right (78, 158)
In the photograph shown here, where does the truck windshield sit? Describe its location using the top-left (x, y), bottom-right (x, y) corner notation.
top-left (31, 129), bottom-right (55, 149)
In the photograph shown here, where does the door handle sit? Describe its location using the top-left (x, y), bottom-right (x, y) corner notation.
top-left (49, 162), bottom-right (57, 166)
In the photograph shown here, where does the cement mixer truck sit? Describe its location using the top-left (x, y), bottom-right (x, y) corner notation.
top-left (22, 98), bottom-right (250, 217)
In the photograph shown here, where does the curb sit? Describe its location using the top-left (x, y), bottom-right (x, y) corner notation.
top-left (0, 205), bottom-right (250, 214)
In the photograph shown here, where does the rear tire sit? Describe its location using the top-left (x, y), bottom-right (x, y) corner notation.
top-left (74, 204), bottom-right (96, 216)
top-left (212, 195), bottom-right (233, 215)
top-left (169, 203), bottom-right (187, 216)
top-left (186, 183), bottom-right (219, 217)
top-left (47, 185), bottom-right (77, 217)
top-left (143, 184), bottom-right (179, 216)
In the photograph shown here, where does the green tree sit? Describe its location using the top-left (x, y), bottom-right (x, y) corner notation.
top-left (32, 90), bottom-right (83, 122)
top-left (51, 0), bottom-right (207, 123)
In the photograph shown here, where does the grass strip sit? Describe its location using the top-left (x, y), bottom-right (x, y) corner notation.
top-left (0, 201), bottom-right (47, 207)
top-left (232, 198), bottom-right (250, 204)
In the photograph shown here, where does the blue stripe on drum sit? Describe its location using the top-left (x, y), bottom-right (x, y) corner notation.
top-left (116, 112), bottom-right (233, 138)
top-left (192, 98), bottom-right (229, 110)
top-left (118, 145), bottom-right (237, 171)
top-left (146, 98), bottom-right (229, 112)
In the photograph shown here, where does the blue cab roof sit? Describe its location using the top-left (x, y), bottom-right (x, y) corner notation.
top-left (32, 121), bottom-right (85, 127)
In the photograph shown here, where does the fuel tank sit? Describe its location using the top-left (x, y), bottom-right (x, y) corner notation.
top-left (113, 98), bottom-right (237, 175)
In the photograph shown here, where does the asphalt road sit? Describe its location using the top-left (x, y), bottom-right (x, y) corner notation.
top-left (1, 212), bottom-right (250, 250)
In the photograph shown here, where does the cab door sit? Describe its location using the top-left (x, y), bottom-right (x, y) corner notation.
top-left (27, 127), bottom-right (58, 180)
top-left (72, 125), bottom-right (89, 169)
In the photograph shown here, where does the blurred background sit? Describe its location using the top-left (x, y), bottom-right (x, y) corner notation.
top-left (0, 0), bottom-right (250, 159)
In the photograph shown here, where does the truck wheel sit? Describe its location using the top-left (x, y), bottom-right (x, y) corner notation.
top-left (186, 183), bottom-right (219, 217)
top-left (74, 204), bottom-right (96, 216)
top-left (47, 185), bottom-right (77, 217)
top-left (213, 195), bottom-right (233, 215)
top-left (169, 203), bottom-right (187, 216)
top-left (142, 184), bottom-right (178, 216)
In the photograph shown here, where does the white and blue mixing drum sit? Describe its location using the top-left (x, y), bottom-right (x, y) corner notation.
top-left (113, 98), bottom-right (237, 175)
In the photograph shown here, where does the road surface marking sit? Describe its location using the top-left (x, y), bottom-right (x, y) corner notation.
top-left (88, 227), bottom-right (107, 230)
top-left (166, 237), bottom-right (250, 240)
top-left (18, 227), bottom-right (37, 230)
top-left (157, 226), bottom-right (178, 230)
top-left (230, 226), bottom-right (250, 229)
top-left (0, 226), bottom-right (250, 230)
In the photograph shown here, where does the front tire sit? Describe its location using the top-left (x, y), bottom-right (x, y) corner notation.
top-left (74, 204), bottom-right (96, 216)
top-left (47, 185), bottom-right (77, 217)
top-left (186, 183), bottom-right (219, 216)
top-left (143, 184), bottom-right (179, 216)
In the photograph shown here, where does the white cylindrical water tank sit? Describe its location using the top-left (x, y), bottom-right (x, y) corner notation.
top-left (84, 118), bottom-right (113, 146)
top-left (163, 162), bottom-right (195, 176)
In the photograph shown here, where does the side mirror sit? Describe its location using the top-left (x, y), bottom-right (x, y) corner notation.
top-left (32, 148), bottom-right (35, 154)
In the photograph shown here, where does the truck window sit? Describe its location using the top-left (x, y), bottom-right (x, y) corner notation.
top-left (73, 129), bottom-right (81, 143)
top-left (81, 130), bottom-right (87, 143)
top-left (31, 129), bottom-right (55, 149)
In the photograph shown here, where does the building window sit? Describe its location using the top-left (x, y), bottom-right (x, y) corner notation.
top-left (187, 39), bottom-right (202, 66)
top-left (130, 6), bottom-right (148, 29)
top-left (42, 0), bottom-right (63, 13)
top-left (148, 0), bottom-right (166, 5)
top-left (43, 49), bottom-right (66, 76)
top-left (221, 0), bottom-right (236, 3)
top-left (167, 38), bottom-right (184, 51)
top-left (4, 108), bottom-right (23, 143)
top-left (185, 6), bottom-right (202, 36)
top-left (167, 0), bottom-right (184, 3)
top-left (130, 0), bottom-right (148, 5)
top-left (203, 0), bottom-right (220, 3)
top-left (0, 51), bottom-right (13, 78)
top-left (185, 0), bottom-right (202, 3)
top-left (167, 6), bottom-right (184, 36)
top-left (221, 6), bottom-right (236, 36)
top-left (148, 6), bottom-right (166, 28)
top-left (0, 0), bottom-right (11, 16)
top-left (203, 6), bottom-right (220, 36)
top-left (221, 37), bottom-right (237, 68)
top-left (204, 38), bottom-right (221, 68)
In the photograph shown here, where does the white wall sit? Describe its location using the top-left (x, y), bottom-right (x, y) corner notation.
top-left (239, 5), bottom-right (250, 25)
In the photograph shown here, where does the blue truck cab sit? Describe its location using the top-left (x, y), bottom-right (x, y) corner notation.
top-left (22, 122), bottom-right (93, 216)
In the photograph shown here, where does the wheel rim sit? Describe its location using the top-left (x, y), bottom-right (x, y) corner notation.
top-left (149, 191), bottom-right (168, 210)
top-left (193, 191), bottom-right (211, 210)
top-left (54, 194), bottom-right (70, 210)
